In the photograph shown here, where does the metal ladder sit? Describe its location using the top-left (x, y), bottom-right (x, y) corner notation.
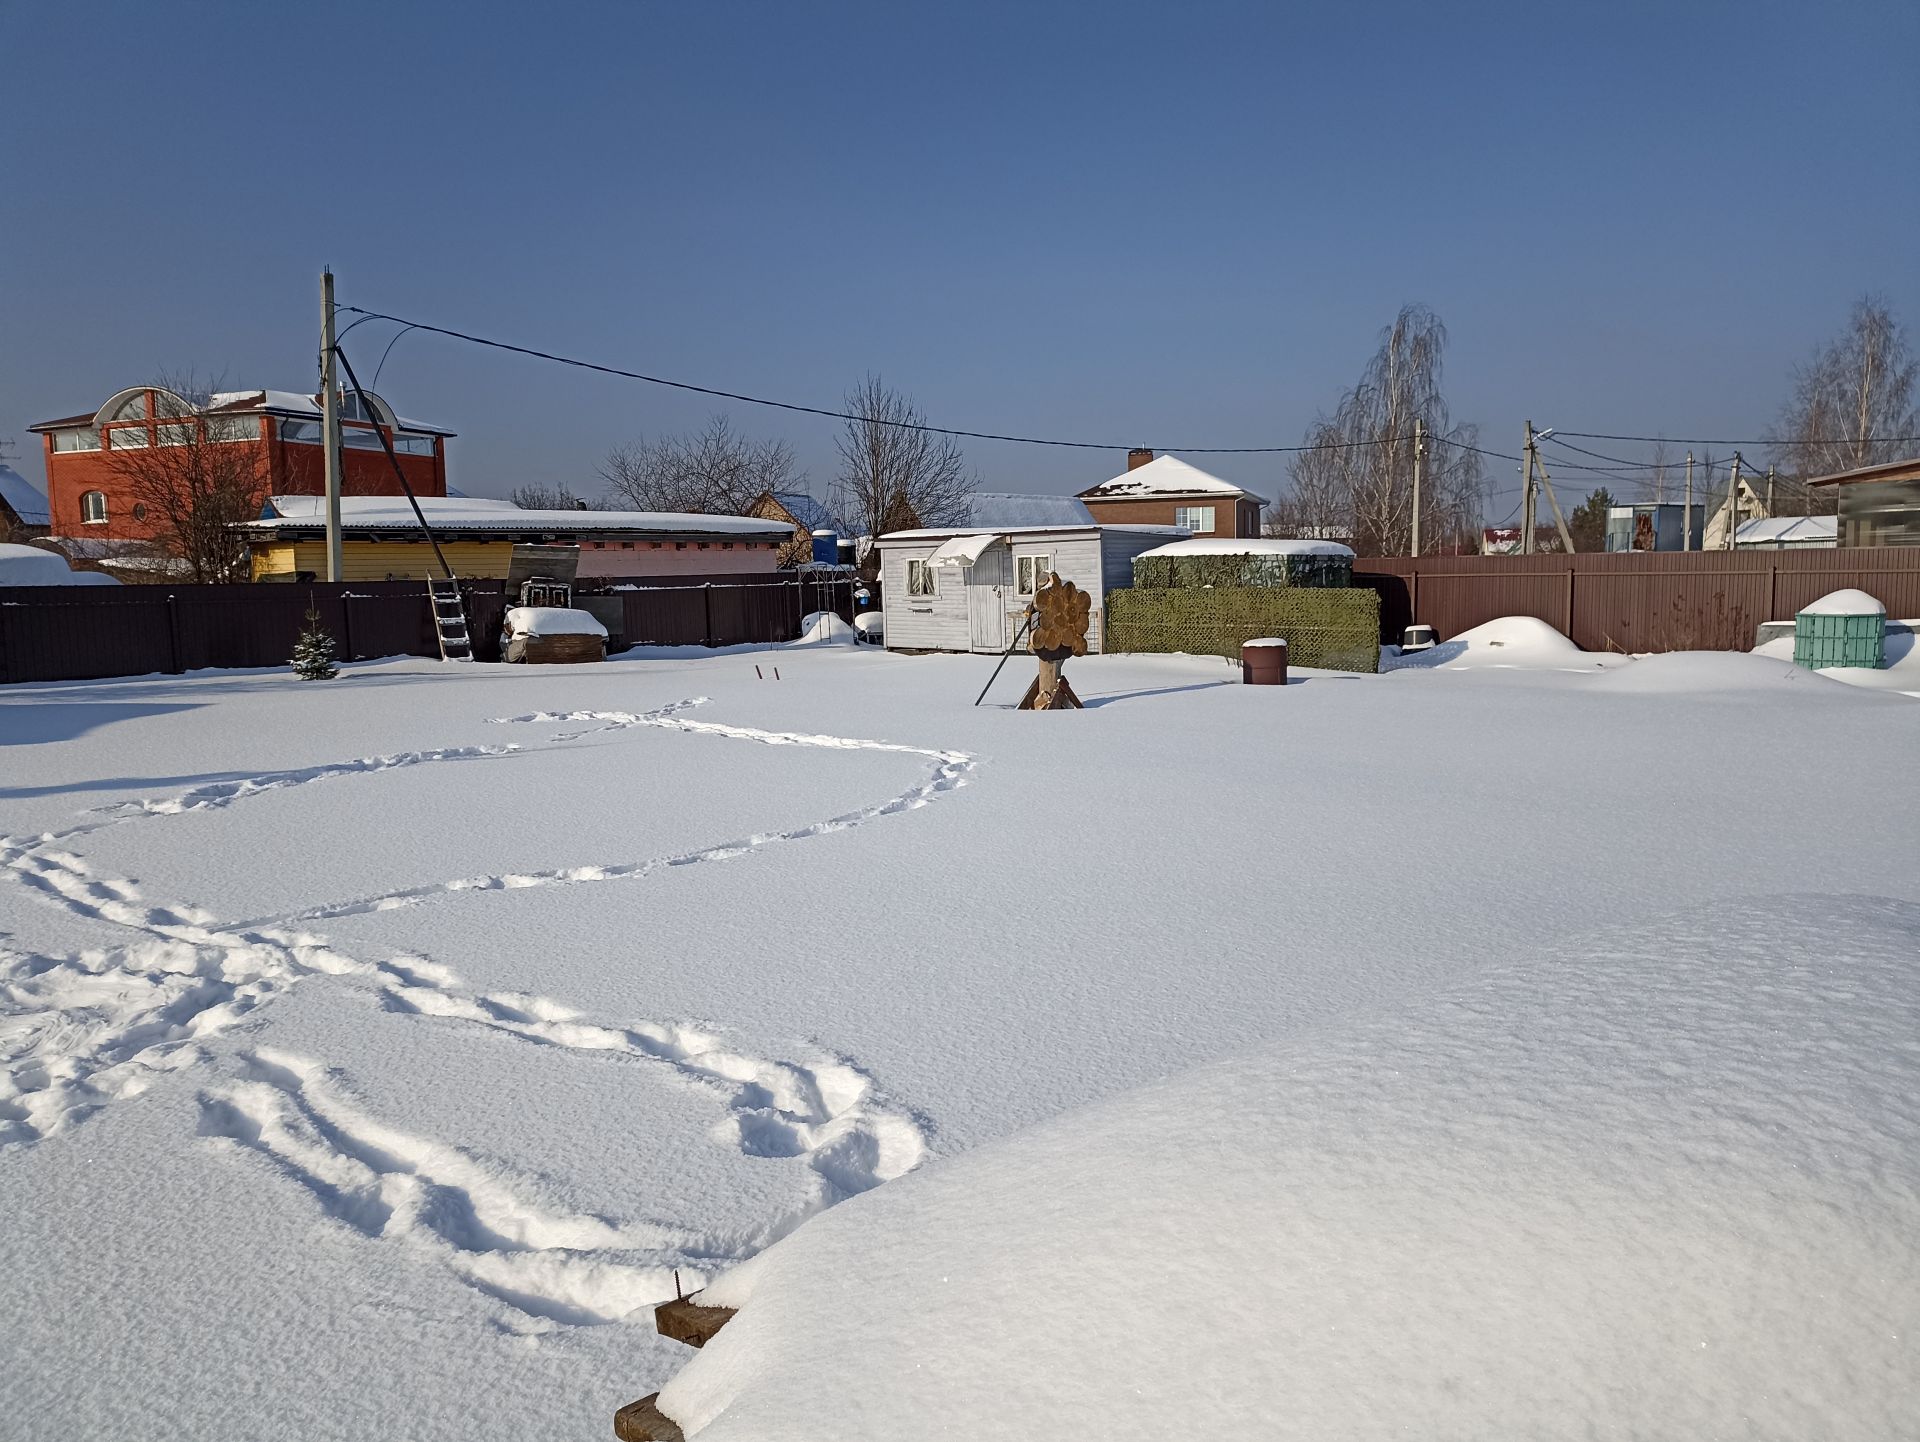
top-left (426, 577), bottom-right (474, 661)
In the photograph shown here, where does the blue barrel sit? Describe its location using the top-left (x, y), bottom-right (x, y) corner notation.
top-left (811, 529), bottom-right (838, 565)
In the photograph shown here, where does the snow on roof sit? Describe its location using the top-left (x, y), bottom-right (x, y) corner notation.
top-left (1734, 516), bottom-right (1838, 545)
top-left (241, 494), bottom-right (786, 538)
top-left (878, 523), bottom-right (1186, 543)
top-left (963, 493), bottom-right (1096, 528)
top-left (1137, 537), bottom-right (1354, 560)
top-left (1079, 454), bottom-right (1270, 506)
top-left (0, 542), bottom-right (120, 586)
top-left (1799, 587), bottom-right (1886, 617)
top-left (0, 464), bottom-right (50, 527)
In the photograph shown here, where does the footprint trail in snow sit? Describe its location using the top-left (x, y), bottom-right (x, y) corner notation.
top-left (0, 698), bottom-right (958, 1323)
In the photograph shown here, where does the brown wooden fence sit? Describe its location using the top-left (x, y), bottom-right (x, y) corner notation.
top-left (0, 574), bottom-right (857, 685)
top-left (1352, 549), bottom-right (1920, 653)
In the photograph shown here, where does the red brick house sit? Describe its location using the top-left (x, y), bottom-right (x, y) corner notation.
top-left (28, 385), bottom-right (452, 542)
top-left (1076, 450), bottom-right (1268, 538)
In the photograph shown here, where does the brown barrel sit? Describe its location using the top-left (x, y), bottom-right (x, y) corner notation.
top-left (1241, 638), bottom-right (1288, 685)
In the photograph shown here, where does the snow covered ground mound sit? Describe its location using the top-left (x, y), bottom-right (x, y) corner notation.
top-left (1383, 615), bottom-right (1622, 671)
top-left (793, 611), bottom-right (856, 645)
top-left (663, 896), bottom-right (1920, 1441)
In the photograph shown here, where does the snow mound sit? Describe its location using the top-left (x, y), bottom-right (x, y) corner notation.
top-left (1799, 588), bottom-right (1886, 617)
top-left (853, 612), bottom-right (884, 642)
top-left (0, 543), bottom-right (120, 587)
top-left (793, 611), bottom-right (857, 645)
top-left (1135, 537), bottom-right (1354, 559)
top-left (1384, 615), bottom-right (1608, 670)
top-left (499, 606), bottom-right (606, 638)
top-left (1599, 651), bottom-right (1824, 694)
top-left (661, 897), bottom-right (1920, 1441)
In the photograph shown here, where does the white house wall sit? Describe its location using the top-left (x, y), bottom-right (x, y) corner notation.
top-left (881, 533), bottom-right (1110, 653)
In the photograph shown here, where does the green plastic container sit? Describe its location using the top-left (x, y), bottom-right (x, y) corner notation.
top-left (1793, 611), bottom-right (1885, 668)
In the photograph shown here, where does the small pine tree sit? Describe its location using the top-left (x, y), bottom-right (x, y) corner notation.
top-left (291, 603), bottom-right (339, 680)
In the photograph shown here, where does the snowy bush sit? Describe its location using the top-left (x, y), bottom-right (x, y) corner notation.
top-left (290, 603), bottom-right (339, 680)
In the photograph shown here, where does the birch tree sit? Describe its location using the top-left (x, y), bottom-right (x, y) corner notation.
top-left (831, 375), bottom-right (971, 549)
top-left (1272, 306), bottom-right (1485, 555)
top-left (1768, 297), bottom-right (1918, 480)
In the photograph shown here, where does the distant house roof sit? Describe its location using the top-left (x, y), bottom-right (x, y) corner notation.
top-left (962, 493), bottom-right (1096, 527)
top-left (755, 490), bottom-right (838, 534)
top-left (1734, 515), bottom-right (1839, 546)
top-left (878, 523), bottom-right (1184, 545)
top-left (0, 464), bottom-right (50, 528)
top-left (1804, 456), bottom-right (1920, 487)
top-left (30, 386), bottom-right (454, 438)
top-left (1078, 455), bottom-right (1270, 507)
top-left (1137, 537), bottom-right (1354, 560)
top-left (236, 494), bottom-right (788, 543)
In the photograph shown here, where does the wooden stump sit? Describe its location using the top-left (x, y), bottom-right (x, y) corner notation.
top-left (1017, 653), bottom-right (1084, 710)
top-left (614, 1394), bottom-right (684, 1442)
top-left (655, 1295), bottom-right (737, 1349)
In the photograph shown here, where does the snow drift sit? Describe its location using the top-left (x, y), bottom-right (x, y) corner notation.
top-left (1384, 615), bottom-right (1614, 671)
top-left (660, 896), bottom-right (1920, 1441)
top-left (0, 543), bottom-right (120, 587)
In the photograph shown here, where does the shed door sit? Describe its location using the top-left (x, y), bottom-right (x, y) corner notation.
top-left (967, 545), bottom-right (1010, 652)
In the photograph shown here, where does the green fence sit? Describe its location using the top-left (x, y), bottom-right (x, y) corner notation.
top-left (1106, 586), bottom-right (1381, 672)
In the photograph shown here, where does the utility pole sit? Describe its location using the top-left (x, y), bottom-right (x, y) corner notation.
top-left (320, 268), bottom-right (344, 584)
top-left (1535, 450), bottom-right (1577, 555)
top-left (1410, 417), bottom-right (1425, 557)
top-left (1682, 451), bottom-right (1694, 551)
top-left (1724, 453), bottom-right (1744, 550)
top-left (1521, 421), bottom-right (1539, 555)
top-left (1765, 465), bottom-right (1776, 517)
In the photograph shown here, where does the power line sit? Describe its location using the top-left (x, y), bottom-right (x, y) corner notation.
top-left (1556, 428), bottom-right (1920, 448)
top-left (335, 304), bottom-right (1408, 456)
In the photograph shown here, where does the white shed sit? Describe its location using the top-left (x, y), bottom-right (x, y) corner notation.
top-left (877, 524), bottom-right (1180, 654)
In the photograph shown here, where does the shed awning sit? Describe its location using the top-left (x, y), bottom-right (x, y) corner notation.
top-left (929, 533), bottom-right (1002, 567)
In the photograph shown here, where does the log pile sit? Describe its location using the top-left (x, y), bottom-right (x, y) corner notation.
top-left (1017, 573), bottom-right (1090, 711)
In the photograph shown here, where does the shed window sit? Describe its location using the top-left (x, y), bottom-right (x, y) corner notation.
top-left (907, 558), bottom-right (936, 596)
top-left (1174, 505), bottom-right (1216, 533)
top-left (81, 491), bottom-right (109, 524)
top-left (1016, 554), bottom-right (1052, 595)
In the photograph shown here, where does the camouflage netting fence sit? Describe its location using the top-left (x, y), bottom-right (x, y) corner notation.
top-left (1106, 586), bottom-right (1381, 672)
top-left (1131, 551), bottom-right (1353, 589)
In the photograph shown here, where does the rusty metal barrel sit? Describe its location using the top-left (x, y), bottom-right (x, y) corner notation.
top-left (1241, 637), bottom-right (1288, 685)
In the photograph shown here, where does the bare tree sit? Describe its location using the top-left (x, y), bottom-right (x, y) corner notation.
top-left (509, 482), bottom-right (590, 510)
top-left (1768, 296), bottom-right (1918, 484)
top-left (1270, 306), bottom-right (1486, 556)
top-left (104, 373), bottom-right (268, 583)
top-left (600, 413), bottom-right (801, 514)
top-left (831, 375), bottom-right (971, 562)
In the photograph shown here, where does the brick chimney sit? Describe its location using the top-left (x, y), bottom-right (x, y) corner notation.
top-left (1126, 448), bottom-right (1154, 471)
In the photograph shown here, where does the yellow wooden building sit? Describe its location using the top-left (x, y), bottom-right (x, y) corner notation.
top-left (238, 495), bottom-right (791, 581)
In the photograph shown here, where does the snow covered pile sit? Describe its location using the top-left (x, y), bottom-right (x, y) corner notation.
top-left (661, 896), bottom-right (1920, 1441)
top-left (499, 606), bottom-right (607, 638)
top-left (0, 543), bottom-right (120, 587)
top-left (793, 611), bottom-right (857, 645)
top-left (1799, 587), bottom-right (1886, 616)
top-left (1134, 537), bottom-right (1354, 559)
top-left (1383, 615), bottom-right (1616, 671)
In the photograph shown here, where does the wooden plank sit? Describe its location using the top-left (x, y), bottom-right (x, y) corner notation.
top-left (654, 1295), bottom-right (737, 1348)
top-left (613, 1394), bottom-right (684, 1442)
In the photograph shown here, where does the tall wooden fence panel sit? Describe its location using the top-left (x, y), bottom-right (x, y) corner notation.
top-left (1352, 549), bottom-right (1920, 653)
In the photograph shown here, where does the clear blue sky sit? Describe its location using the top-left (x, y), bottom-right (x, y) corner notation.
top-left (5, 1), bottom-right (1916, 516)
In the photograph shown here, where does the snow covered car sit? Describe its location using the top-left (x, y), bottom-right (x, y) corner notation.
top-left (498, 606), bottom-right (607, 663)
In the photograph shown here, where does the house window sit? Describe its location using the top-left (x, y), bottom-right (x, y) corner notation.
top-left (907, 559), bottom-right (936, 596)
top-left (156, 422), bottom-right (195, 446)
top-left (1016, 554), bottom-right (1052, 595)
top-left (53, 427), bottom-right (100, 452)
top-left (207, 415), bottom-right (258, 442)
top-left (107, 424), bottom-right (150, 450)
top-left (81, 491), bottom-right (109, 524)
top-left (1174, 505), bottom-right (1216, 533)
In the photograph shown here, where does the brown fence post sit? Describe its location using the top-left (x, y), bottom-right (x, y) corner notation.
top-left (1565, 567), bottom-right (1576, 637)
top-left (1410, 567), bottom-right (1419, 628)
top-left (702, 584), bottom-right (713, 647)
top-left (340, 592), bottom-right (356, 661)
top-left (1767, 563), bottom-right (1778, 620)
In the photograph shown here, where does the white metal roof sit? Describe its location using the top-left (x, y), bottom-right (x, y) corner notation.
top-left (1734, 515), bottom-right (1838, 545)
top-left (238, 495), bottom-right (788, 538)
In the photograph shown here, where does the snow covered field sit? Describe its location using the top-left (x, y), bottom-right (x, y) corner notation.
top-left (2, 642), bottom-right (1916, 1438)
